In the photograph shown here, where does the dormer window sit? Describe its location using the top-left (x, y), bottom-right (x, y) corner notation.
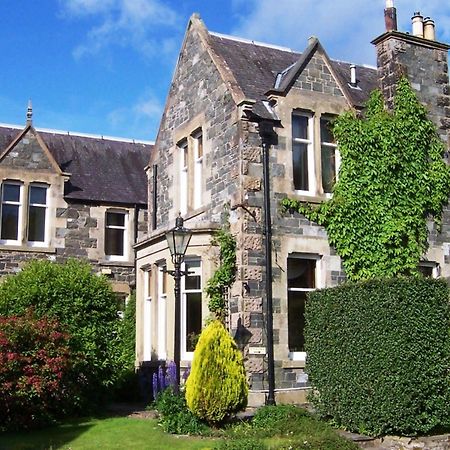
top-left (292, 112), bottom-right (315, 193)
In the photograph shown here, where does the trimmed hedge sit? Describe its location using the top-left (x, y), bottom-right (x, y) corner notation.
top-left (305, 277), bottom-right (450, 436)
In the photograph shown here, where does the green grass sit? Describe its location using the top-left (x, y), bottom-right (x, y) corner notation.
top-left (0, 417), bottom-right (217, 450)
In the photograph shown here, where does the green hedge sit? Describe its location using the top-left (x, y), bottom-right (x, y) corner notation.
top-left (305, 277), bottom-right (450, 436)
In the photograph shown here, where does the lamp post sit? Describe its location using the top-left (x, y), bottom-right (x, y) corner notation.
top-left (165, 214), bottom-right (192, 387)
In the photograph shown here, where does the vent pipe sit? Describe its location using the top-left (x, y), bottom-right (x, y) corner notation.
top-left (412, 12), bottom-right (424, 38)
top-left (350, 65), bottom-right (357, 87)
top-left (423, 17), bottom-right (436, 41)
top-left (384, 0), bottom-right (397, 32)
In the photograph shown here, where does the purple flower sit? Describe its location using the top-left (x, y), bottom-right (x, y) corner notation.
top-left (158, 366), bottom-right (166, 391)
top-left (152, 372), bottom-right (158, 399)
top-left (182, 364), bottom-right (191, 382)
top-left (166, 361), bottom-right (177, 389)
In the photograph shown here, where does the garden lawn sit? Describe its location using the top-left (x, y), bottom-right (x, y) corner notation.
top-left (0, 417), bottom-right (217, 450)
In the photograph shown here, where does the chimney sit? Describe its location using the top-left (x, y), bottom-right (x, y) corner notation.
top-left (411, 12), bottom-right (424, 38)
top-left (26, 100), bottom-right (32, 126)
top-left (423, 17), bottom-right (436, 41)
top-left (384, 0), bottom-right (397, 32)
top-left (350, 65), bottom-right (357, 87)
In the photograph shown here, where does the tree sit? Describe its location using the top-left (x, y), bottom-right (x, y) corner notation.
top-left (0, 259), bottom-right (121, 407)
top-left (185, 320), bottom-right (247, 424)
top-left (282, 78), bottom-right (450, 280)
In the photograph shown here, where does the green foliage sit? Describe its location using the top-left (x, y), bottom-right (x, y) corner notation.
top-left (205, 225), bottom-right (237, 321)
top-left (305, 277), bottom-right (450, 436)
top-left (0, 259), bottom-right (121, 407)
top-left (252, 405), bottom-right (309, 433)
top-left (154, 387), bottom-right (209, 435)
top-left (281, 78), bottom-right (450, 281)
top-left (214, 437), bottom-right (267, 450)
top-left (0, 310), bottom-right (83, 430)
top-left (185, 320), bottom-right (248, 424)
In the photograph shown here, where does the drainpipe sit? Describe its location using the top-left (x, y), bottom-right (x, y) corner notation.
top-left (259, 120), bottom-right (276, 406)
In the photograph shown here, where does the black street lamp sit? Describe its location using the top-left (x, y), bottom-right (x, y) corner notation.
top-left (165, 214), bottom-right (192, 387)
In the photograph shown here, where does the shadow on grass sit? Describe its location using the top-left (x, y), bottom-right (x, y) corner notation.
top-left (0, 418), bottom-right (94, 450)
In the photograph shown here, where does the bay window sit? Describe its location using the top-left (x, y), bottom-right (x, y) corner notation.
top-left (181, 259), bottom-right (202, 358)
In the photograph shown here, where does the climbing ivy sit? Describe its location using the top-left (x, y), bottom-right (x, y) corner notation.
top-left (205, 225), bottom-right (237, 322)
top-left (281, 77), bottom-right (450, 281)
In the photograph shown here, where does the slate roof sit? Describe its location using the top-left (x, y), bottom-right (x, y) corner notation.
top-left (0, 125), bottom-right (152, 205)
top-left (209, 33), bottom-right (379, 109)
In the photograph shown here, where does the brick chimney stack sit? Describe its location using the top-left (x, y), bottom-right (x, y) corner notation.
top-left (372, 6), bottom-right (450, 148)
top-left (384, 0), bottom-right (397, 32)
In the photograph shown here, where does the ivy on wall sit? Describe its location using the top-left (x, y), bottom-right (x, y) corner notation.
top-left (205, 224), bottom-right (237, 322)
top-left (282, 77), bottom-right (450, 281)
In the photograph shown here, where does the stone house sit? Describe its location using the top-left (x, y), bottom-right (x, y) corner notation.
top-left (135, 3), bottom-right (450, 405)
top-left (0, 111), bottom-right (152, 306)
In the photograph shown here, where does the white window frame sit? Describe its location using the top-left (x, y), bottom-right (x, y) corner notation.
top-left (27, 183), bottom-right (49, 247)
top-left (287, 254), bottom-right (322, 361)
top-left (292, 112), bottom-right (315, 195)
top-left (192, 130), bottom-right (203, 209)
top-left (157, 264), bottom-right (167, 360)
top-left (320, 117), bottom-right (340, 197)
top-left (0, 181), bottom-right (24, 245)
top-left (181, 258), bottom-right (202, 361)
top-left (143, 269), bottom-right (152, 362)
top-left (104, 210), bottom-right (129, 261)
top-left (418, 261), bottom-right (440, 278)
top-left (179, 140), bottom-right (188, 215)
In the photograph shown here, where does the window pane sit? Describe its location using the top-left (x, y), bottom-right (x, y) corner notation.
top-left (320, 118), bottom-right (334, 143)
top-left (185, 260), bottom-right (201, 290)
top-left (321, 146), bottom-right (336, 193)
top-left (105, 227), bottom-right (124, 255)
top-left (186, 292), bottom-right (202, 352)
top-left (197, 135), bottom-right (203, 158)
top-left (28, 206), bottom-right (46, 242)
top-left (1, 204), bottom-right (19, 240)
top-left (3, 184), bottom-right (20, 202)
top-left (293, 142), bottom-right (309, 191)
top-left (30, 186), bottom-right (47, 205)
top-left (288, 291), bottom-right (307, 352)
top-left (418, 265), bottom-right (434, 278)
top-left (288, 258), bottom-right (315, 289)
top-left (106, 212), bottom-right (125, 227)
top-left (293, 115), bottom-right (308, 140)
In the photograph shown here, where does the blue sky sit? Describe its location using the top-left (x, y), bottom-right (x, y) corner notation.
top-left (0, 0), bottom-right (449, 141)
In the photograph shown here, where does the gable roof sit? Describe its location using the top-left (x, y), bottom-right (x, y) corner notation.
top-left (208, 32), bottom-right (379, 111)
top-left (0, 124), bottom-right (152, 206)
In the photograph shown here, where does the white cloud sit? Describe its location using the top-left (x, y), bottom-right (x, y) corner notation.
top-left (60, 0), bottom-right (180, 60)
top-left (108, 91), bottom-right (163, 138)
top-left (232, 0), bottom-right (450, 65)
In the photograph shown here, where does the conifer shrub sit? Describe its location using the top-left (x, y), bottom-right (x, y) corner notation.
top-left (186, 320), bottom-right (248, 424)
top-left (306, 277), bottom-right (450, 436)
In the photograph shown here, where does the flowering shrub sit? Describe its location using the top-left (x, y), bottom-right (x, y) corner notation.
top-left (0, 259), bottom-right (121, 407)
top-left (0, 311), bottom-right (82, 430)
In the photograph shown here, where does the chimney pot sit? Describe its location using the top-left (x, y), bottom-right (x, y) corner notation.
top-left (384, 1), bottom-right (397, 32)
top-left (350, 65), bottom-right (357, 87)
top-left (412, 12), bottom-right (424, 38)
top-left (423, 17), bottom-right (436, 41)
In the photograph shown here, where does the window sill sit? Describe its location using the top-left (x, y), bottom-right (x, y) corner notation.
top-left (100, 260), bottom-right (134, 268)
top-left (291, 192), bottom-right (329, 204)
top-left (0, 244), bottom-right (56, 254)
top-left (283, 359), bottom-right (306, 369)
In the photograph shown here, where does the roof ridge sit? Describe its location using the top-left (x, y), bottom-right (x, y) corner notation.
top-left (209, 31), bottom-right (298, 53)
top-left (0, 122), bottom-right (154, 145)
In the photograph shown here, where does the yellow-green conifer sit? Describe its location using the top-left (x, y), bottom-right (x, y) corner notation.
top-left (185, 320), bottom-right (248, 423)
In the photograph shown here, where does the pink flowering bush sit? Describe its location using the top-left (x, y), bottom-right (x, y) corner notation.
top-left (0, 310), bottom-right (83, 430)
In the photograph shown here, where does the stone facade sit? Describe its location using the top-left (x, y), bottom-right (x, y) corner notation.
top-left (0, 125), bottom-right (149, 296)
top-left (136, 11), bottom-right (450, 406)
